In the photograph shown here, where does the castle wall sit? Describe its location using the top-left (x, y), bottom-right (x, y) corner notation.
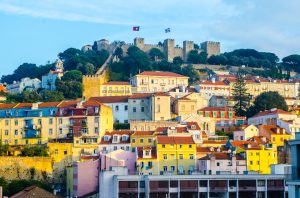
top-left (201, 41), bottom-right (221, 57)
top-left (174, 47), bottom-right (183, 59)
top-left (183, 41), bottom-right (194, 62)
top-left (83, 73), bottom-right (108, 100)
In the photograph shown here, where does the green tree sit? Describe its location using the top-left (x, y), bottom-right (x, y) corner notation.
top-left (282, 54), bottom-right (300, 72)
top-left (114, 47), bottom-right (123, 59)
top-left (181, 64), bottom-right (200, 83)
top-left (0, 141), bottom-right (8, 156)
top-left (187, 50), bottom-right (207, 64)
top-left (19, 146), bottom-right (49, 157)
top-left (149, 48), bottom-right (165, 61)
top-left (247, 91), bottom-right (288, 117)
top-left (232, 69), bottom-right (249, 116)
top-left (173, 56), bottom-right (183, 65)
top-left (61, 70), bottom-right (82, 82)
top-left (41, 90), bottom-right (64, 102)
top-left (7, 180), bottom-right (52, 196)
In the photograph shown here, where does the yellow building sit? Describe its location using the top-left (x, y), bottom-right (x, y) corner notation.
top-left (136, 146), bottom-right (158, 175)
top-left (156, 136), bottom-right (196, 175)
top-left (99, 81), bottom-right (132, 96)
top-left (173, 96), bottom-right (197, 116)
top-left (130, 71), bottom-right (189, 93)
top-left (232, 140), bottom-right (277, 174)
top-left (130, 131), bottom-right (156, 148)
top-left (258, 125), bottom-right (293, 147)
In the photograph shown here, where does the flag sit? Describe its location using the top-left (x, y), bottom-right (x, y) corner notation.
top-left (165, 28), bottom-right (171, 33)
top-left (133, 26), bottom-right (140, 31)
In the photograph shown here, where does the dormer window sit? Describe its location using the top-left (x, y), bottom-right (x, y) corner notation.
top-left (191, 125), bottom-right (196, 130)
top-left (113, 135), bottom-right (118, 142)
top-left (104, 136), bottom-right (110, 141)
top-left (95, 107), bottom-right (99, 114)
top-left (122, 135), bottom-right (128, 141)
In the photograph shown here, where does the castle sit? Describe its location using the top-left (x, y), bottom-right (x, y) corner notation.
top-left (82, 37), bottom-right (221, 62)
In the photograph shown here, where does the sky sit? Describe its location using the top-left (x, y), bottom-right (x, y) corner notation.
top-left (0, 0), bottom-right (300, 77)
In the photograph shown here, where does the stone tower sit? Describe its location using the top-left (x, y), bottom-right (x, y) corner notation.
top-left (163, 39), bottom-right (175, 62)
top-left (134, 38), bottom-right (145, 50)
top-left (93, 39), bottom-right (110, 51)
top-left (200, 41), bottom-right (221, 57)
top-left (183, 41), bottom-right (194, 62)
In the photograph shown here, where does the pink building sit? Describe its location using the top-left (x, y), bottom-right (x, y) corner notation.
top-left (197, 153), bottom-right (246, 174)
top-left (72, 159), bottom-right (99, 197)
top-left (100, 150), bottom-right (136, 175)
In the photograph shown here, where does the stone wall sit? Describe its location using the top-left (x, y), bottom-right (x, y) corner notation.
top-left (0, 157), bottom-right (53, 182)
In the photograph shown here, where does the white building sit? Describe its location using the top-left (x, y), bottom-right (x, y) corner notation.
top-left (41, 59), bottom-right (64, 91)
top-left (196, 78), bottom-right (230, 100)
top-left (234, 125), bottom-right (259, 141)
top-left (90, 96), bottom-right (129, 123)
top-left (99, 130), bottom-right (133, 154)
top-left (248, 108), bottom-right (298, 126)
top-left (6, 77), bottom-right (41, 94)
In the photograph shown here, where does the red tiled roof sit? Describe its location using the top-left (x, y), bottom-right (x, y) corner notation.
top-left (0, 103), bottom-right (17, 109)
top-left (137, 71), bottom-right (187, 78)
top-left (198, 106), bottom-right (230, 112)
top-left (0, 84), bottom-right (7, 92)
top-left (100, 130), bottom-right (134, 144)
top-left (132, 131), bottom-right (155, 136)
top-left (153, 92), bottom-right (170, 97)
top-left (38, 102), bottom-right (61, 108)
top-left (251, 109), bottom-right (293, 118)
top-left (137, 147), bottom-right (157, 159)
top-left (202, 140), bottom-right (227, 145)
top-left (129, 93), bottom-right (152, 99)
top-left (157, 136), bottom-right (195, 144)
top-left (10, 185), bottom-right (60, 198)
top-left (200, 81), bottom-right (229, 86)
top-left (83, 100), bottom-right (102, 107)
top-left (90, 96), bottom-right (129, 103)
top-left (186, 122), bottom-right (201, 130)
top-left (14, 103), bottom-right (32, 109)
top-left (261, 125), bottom-right (288, 135)
top-left (103, 81), bottom-right (130, 85)
top-left (57, 100), bottom-right (79, 108)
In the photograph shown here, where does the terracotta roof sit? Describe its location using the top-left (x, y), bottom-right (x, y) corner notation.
top-left (0, 84), bottom-right (7, 92)
top-left (198, 106), bottom-right (230, 112)
top-left (199, 153), bottom-right (245, 160)
top-left (261, 125), bottom-right (288, 135)
top-left (10, 186), bottom-right (60, 198)
top-left (57, 100), bottom-right (78, 108)
top-left (90, 96), bottom-right (129, 103)
top-left (186, 122), bottom-right (201, 130)
top-left (202, 140), bottom-right (227, 145)
top-left (83, 100), bottom-right (102, 107)
top-left (248, 136), bottom-right (269, 144)
top-left (137, 71), bottom-right (187, 78)
top-left (132, 131), bottom-right (155, 136)
top-left (137, 146), bottom-right (157, 159)
top-left (230, 140), bottom-right (253, 147)
top-left (153, 92), bottom-right (170, 97)
top-left (14, 103), bottom-right (33, 109)
top-left (103, 81), bottom-right (130, 85)
top-left (251, 109), bottom-right (293, 118)
top-left (100, 130), bottom-right (133, 144)
top-left (200, 81), bottom-right (229, 86)
top-left (157, 136), bottom-right (195, 144)
top-left (0, 103), bottom-right (17, 109)
top-left (129, 93), bottom-right (152, 99)
top-left (38, 102), bottom-right (61, 108)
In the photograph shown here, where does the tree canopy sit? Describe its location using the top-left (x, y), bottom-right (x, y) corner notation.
top-left (282, 54), bottom-right (300, 72)
top-left (232, 69), bottom-right (249, 116)
top-left (247, 91), bottom-right (288, 117)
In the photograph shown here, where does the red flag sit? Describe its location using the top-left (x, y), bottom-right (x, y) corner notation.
top-left (133, 26), bottom-right (140, 31)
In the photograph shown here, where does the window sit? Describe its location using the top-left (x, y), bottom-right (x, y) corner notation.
top-left (189, 144), bottom-right (192, 148)
top-left (49, 129), bottom-right (53, 135)
top-left (26, 140), bottom-right (29, 144)
top-left (141, 107), bottom-right (145, 112)
top-left (189, 154), bottom-right (194, 160)
top-left (162, 144), bottom-right (166, 148)
top-left (163, 154), bottom-right (167, 160)
top-left (140, 139), bottom-right (144, 143)
top-left (64, 150), bottom-right (68, 155)
top-left (124, 105), bottom-right (128, 111)
top-left (38, 119), bottom-right (42, 125)
top-left (103, 147), bottom-right (107, 151)
top-left (179, 144), bottom-right (182, 148)
top-left (145, 151), bottom-right (150, 156)
top-left (14, 130), bottom-right (18, 136)
top-left (115, 105), bottom-right (119, 111)
top-left (94, 117), bottom-right (99, 123)
top-left (5, 120), bottom-right (9, 126)
top-left (250, 161), bottom-right (253, 165)
top-left (163, 166), bottom-right (167, 171)
top-left (59, 128), bottom-right (62, 134)
top-left (14, 120), bottom-right (18, 126)
top-left (157, 105), bottom-right (161, 113)
top-left (148, 138), bottom-right (152, 143)
top-left (113, 135), bottom-right (118, 142)
top-left (49, 118), bottom-right (53, 124)
top-left (132, 138), bottom-right (136, 143)
top-left (113, 146), bottom-right (117, 150)
top-left (14, 139), bottom-right (18, 145)
top-left (5, 130), bottom-right (8, 136)
top-left (273, 137), bottom-right (276, 142)
top-left (257, 161), bottom-right (260, 165)
top-left (179, 154), bottom-right (183, 160)
top-left (59, 118), bottom-right (63, 124)
top-left (95, 127), bottom-right (99, 134)
top-left (133, 107), bottom-right (136, 112)
top-left (216, 162), bottom-right (220, 166)
top-left (171, 166), bottom-right (175, 172)
top-left (126, 146), bottom-right (130, 151)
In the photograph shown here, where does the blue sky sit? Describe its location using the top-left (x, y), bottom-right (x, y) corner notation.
top-left (0, 0), bottom-right (300, 77)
